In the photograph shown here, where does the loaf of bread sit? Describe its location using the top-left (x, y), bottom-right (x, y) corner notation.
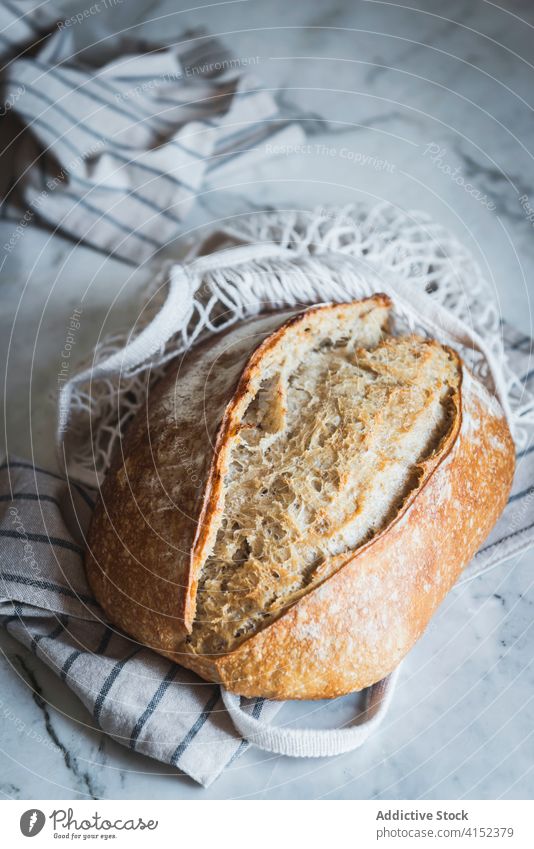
top-left (86, 295), bottom-right (515, 699)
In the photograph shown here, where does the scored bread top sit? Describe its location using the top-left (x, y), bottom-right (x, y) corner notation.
top-left (86, 296), bottom-right (391, 647)
top-left (188, 306), bottom-right (460, 656)
top-left (86, 295), bottom-right (515, 697)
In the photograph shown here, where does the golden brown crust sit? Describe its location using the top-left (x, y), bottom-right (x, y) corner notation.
top-left (86, 297), bottom-right (391, 648)
top-left (85, 307), bottom-right (304, 646)
top-left (86, 297), bottom-right (515, 697)
top-left (210, 374), bottom-right (514, 697)
top-left (186, 295), bottom-right (393, 632)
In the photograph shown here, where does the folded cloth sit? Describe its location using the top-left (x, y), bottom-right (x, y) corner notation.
top-left (1, 4), bottom-right (303, 262)
top-left (0, 1), bottom-right (59, 58)
top-left (1, 320), bottom-right (533, 785)
top-left (0, 458), bottom-right (282, 787)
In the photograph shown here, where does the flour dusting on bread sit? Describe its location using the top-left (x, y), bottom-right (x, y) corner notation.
top-left (191, 300), bottom-right (460, 655)
top-left (85, 296), bottom-right (515, 700)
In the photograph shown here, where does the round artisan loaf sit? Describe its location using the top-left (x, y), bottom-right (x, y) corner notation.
top-left (85, 295), bottom-right (515, 699)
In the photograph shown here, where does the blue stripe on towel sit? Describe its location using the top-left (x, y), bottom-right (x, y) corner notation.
top-left (0, 460), bottom-right (96, 507)
top-left (58, 188), bottom-right (162, 249)
top-left (509, 334), bottom-right (533, 352)
top-left (2, 603), bottom-right (24, 628)
top-left (170, 687), bottom-right (220, 766)
top-left (227, 697), bottom-right (266, 765)
top-left (19, 79), bottom-right (206, 165)
top-left (517, 444), bottom-right (534, 461)
top-left (129, 663), bottom-right (178, 749)
top-left (0, 573), bottom-right (96, 606)
top-left (60, 626), bottom-right (113, 682)
top-left (30, 615), bottom-right (68, 654)
top-left (0, 530), bottom-right (84, 556)
top-left (478, 519), bottom-right (534, 556)
top-left (3, 1), bottom-right (41, 35)
top-left (507, 485), bottom-right (534, 504)
top-left (29, 58), bottom-right (176, 131)
top-left (68, 174), bottom-right (185, 225)
top-left (16, 109), bottom-right (197, 203)
top-left (0, 492), bottom-right (63, 508)
top-left (93, 648), bottom-right (143, 725)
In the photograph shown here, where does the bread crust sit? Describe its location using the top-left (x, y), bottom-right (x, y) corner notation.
top-left (86, 297), bottom-right (515, 698)
top-left (86, 307), bottom-right (305, 645)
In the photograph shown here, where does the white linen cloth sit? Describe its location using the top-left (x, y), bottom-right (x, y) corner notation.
top-left (0, 458), bottom-right (281, 788)
top-left (0, 1), bottom-right (303, 262)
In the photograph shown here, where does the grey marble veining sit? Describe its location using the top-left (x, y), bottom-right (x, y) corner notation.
top-left (1, 0), bottom-right (534, 799)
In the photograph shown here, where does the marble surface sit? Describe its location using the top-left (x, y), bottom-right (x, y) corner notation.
top-left (1, 0), bottom-right (534, 799)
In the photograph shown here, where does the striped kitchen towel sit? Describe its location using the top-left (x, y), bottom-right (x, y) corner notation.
top-left (0, 1), bottom-right (59, 58)
top-left (0, 323), bottom-right (532, 786)
top-left (0, 458), bottom-right (282, 787)
top-left (0, 2), bottom-right (303, 263)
